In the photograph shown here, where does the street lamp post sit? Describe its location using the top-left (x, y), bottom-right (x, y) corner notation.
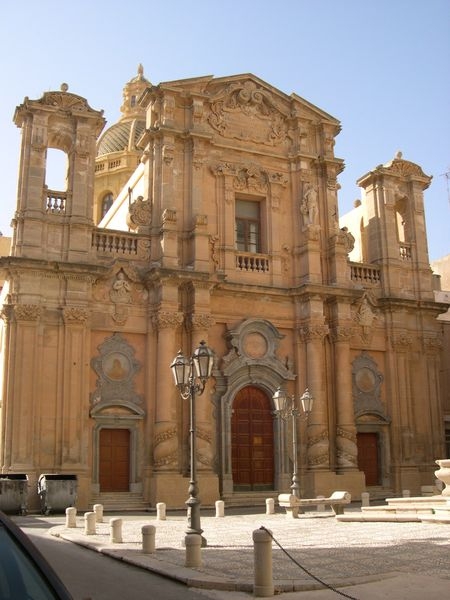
top-left (272, 387), bottom-right (314, 498)
top-left (170, 340), bottom-right (214, 546)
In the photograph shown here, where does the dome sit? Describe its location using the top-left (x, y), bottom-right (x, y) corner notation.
top-left (97, 119), bottom-right (146, 156)
top-left (96, 65), bottom-right (149, 157)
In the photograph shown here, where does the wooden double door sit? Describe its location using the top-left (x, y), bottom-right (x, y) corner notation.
top-left (231, 386), bottom-right (274, 491)
top-left (99, 428), bottom-right (130, 492)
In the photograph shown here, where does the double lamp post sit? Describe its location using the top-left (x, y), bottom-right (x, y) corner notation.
top-left (170, 341), bottom-right (214, 545)
top-left (171, 339), bottom-right (314, 543)
top-left (272, 387), bottom-right (314, 498)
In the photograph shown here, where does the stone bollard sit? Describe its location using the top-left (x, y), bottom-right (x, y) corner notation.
top-left (253, 527), bottom-right (274, 597)
top-left (93, 503), bottom-right (104, 523)
top-left (110, 518), bottom-right (123, 543)
top-left (142, 525), bottom-right (156, 554)
top-left (265, 498), bottom-right (275, 515)
top-left (215, 500), bottom-right (225, 517)
top-left (84, 512), bottom-right (96, 535)
top-left (361, 492), bottom-right (370, 507)
top-left (316, 495), bottom-right (325, 512)
top-left (184, 534), bottom-right (202, 568)
top-left (65, 506), bottom-right (77, 528)
top-left (402, 489), bottom-right (410, 498)
top-left (156, 502), bottom-right (166, 520)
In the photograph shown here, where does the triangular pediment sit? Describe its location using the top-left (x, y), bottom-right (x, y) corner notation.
top-left (141, 73), bottom-right (340, 151)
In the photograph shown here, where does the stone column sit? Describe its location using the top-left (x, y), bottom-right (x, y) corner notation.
top-left (423, 335), bottom-right (445, 461)
top-left (1, 304), bottom-right (42, 470)
top-left (300, 324), bottom-right (330, 469)
top-left (61, 307), bottom-right (90, 468)
top-left (152, 310), bottom-right (184, 471)
top-left (331, 325), bottom-right (358, 471)
top-left (188, 312), bottom-right (216, 472)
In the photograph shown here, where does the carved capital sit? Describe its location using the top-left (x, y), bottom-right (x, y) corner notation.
top-left (299, 324), bottom-right (329, 342)
top-left (14, 304), bottom-right (42, 322)
top-left (63, 306), bottom-right (89, 324)
top-left (391, 332), bottom-right (412, 351)
top-left (423, 335), bottom-right (443, 355)
top-left (330, 325), bottom-right (353, 343)
top-left (152, 311), bottom-right (184, 331)
top-left (186, 313), bottom-right (216, 332)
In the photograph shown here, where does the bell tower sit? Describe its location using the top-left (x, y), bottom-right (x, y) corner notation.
top-left (12, 84), bottom-right (105, 262)
top-left (357, 152), bottom-right (434, 300)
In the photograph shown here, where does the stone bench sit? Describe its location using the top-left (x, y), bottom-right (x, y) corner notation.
top-left (278, 491), bottom-right (351, 518)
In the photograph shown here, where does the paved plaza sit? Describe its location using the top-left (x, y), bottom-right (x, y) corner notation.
top-left (50, 504), bottom-right (450, 599)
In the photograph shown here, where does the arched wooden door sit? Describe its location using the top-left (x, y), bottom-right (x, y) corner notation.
top-left (231, 386), bottom-right (274, 491)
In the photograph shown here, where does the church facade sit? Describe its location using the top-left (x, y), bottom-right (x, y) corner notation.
top-left (0, 69), bottom-right (448, 511)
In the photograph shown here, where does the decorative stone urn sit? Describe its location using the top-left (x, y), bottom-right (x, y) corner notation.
top-left (434, 459), bottom-right (450, 496)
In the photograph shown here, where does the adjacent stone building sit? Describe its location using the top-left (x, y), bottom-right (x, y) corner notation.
top-left (0, 68), bottom-right (448, 511)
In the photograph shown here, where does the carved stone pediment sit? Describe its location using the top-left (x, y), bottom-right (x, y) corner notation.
top-left (206, 78), bottom-right (290, 146)
top-left (222, 318), bottom-right (295, 381)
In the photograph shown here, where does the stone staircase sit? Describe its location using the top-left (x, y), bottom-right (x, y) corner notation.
top-left (221, 491), bottom-right (279, 509)
top-left (337, 494), bottom-right (450, 523)
top-left (89, 492), bottom-right (149, 512)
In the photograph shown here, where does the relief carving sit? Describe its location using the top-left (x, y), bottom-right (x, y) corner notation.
top-left (352, 353), bottom-right (385, 419)
top-left (152, 311), bottom-right (184, 331)
top-left (153, 426), bottom-right (178, 468)
top-left (63, 307), bottom-right (89, 324)
top-left (207, 79), bottom-right (289, 146)
top-left (14, 304), bottom-right (42, 322)
top-left (127, 196), bottom-right (152, 230)
top-left (90, 332), bottom-right (143, 412)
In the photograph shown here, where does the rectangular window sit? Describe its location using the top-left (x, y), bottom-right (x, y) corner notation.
top-left (235, 200), bottom-right (260, 253)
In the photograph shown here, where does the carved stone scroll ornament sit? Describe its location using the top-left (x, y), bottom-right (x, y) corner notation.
top-left (306, 429), bottom-right (330, 467)
top-left (127, 196), bottom-right (152, 231)
top-left (196, 426), bottom-right (214, 468)
top-left (152, 426), bottom-right (178, 469)
top-left (336, 427), bottom-right (358, 468)
top-left (207, 80), bottom-right (289, 146)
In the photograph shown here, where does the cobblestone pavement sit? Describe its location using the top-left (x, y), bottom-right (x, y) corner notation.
top-left (52, 508), bottom-right (450, 598)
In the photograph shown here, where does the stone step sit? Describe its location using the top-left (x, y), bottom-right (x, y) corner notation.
top-left (221, 492), bottom-right (279, 508)
top-left (90, 492), bottom-right (149, 512)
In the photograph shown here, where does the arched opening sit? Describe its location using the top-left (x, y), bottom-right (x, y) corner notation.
top-left (101, 192), bottom-right (114, 219)
top-left (45, 148), bottom-right (68, 192)
top-left (231, 386), bottom-right (274, 491)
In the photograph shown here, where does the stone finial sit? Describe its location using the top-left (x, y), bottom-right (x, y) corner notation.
top-left (395, 150), bottom-right (403, 159)
top-left (60, 83), bottom-right (69, 92)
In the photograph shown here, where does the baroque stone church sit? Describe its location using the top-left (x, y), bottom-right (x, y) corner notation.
top-left (0, 66), bottom-right (448, 511)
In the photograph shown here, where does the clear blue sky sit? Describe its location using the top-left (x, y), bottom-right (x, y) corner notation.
top-left (1, 0), bottom-right (448, 260)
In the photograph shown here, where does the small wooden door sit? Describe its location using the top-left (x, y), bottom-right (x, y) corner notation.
top-left (231, 386), bottom-right (274, 491)
top-left (357, 432), bottom-right (379, 486)
top-left (99, 429), bottom-right (130, 492)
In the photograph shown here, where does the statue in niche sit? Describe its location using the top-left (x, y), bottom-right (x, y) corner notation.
top-left (110, 271), bottom-right (132, 304)
top-left (300, 183), bottom-right (318, 226)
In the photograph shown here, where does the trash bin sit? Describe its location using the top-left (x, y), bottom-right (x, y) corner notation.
top-left (38, 474), bottom-right (77, 515)
top-left (0, 474), bottom-right (29, 515)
